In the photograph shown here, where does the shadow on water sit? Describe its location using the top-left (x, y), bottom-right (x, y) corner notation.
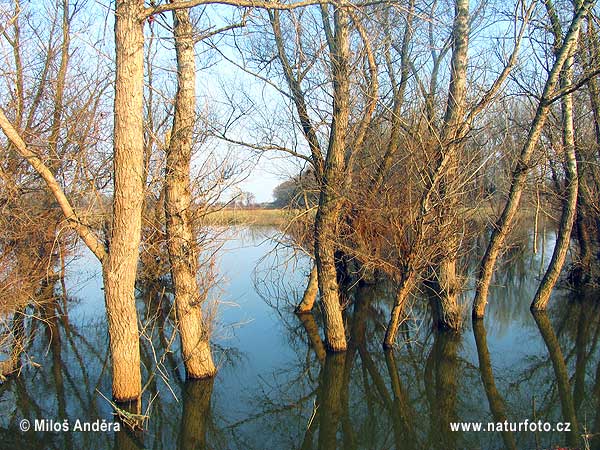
top-left (0, 226), bottom-right (599, 449)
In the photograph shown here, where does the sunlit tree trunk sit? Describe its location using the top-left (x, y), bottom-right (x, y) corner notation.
top-left (314, 5), bottom-right (351, 352)
top-left (430, 0), bottom-right (469, 330)
top-left (383, 272), bottom-right (416, 348)
top-left (166, 1), bottom-right (216, 379)
top-left (531, 63), bottom-right (579, 310)
top-left (531, 0), bottom-right (580, 310)
top-left (296, 263), bottom-right (319, 313)
top-left (105, 0), bottom-right (145, 401)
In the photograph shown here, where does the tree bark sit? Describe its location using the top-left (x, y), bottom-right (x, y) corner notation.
top-left (313, 4), bottom-right (351, 352)
top-left (166, 3), bottom-right (216, 379)
top-left (105, 0), bottom-right (146, 401)
top-left (0, 1), bottom-right (145, 401)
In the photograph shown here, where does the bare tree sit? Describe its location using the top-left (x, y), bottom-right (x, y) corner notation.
top-left (165, 1), bottom-right (216, 379)
top-left (472, 0), bottom-right (596, 319)
top-left (531, 0), bottom-right (581, 310)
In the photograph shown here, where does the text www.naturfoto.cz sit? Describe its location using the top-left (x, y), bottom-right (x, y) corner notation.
top-left (450, 420), bottom-right (571, 433)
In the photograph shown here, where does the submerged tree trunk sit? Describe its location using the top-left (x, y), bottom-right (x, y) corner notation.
top-left (166, 3), bottom-right (216, 379)
top-left (383, 272), bottom-right (416, 348)
top-left (313, 5), bottom-right (352, 352)
top-left (105, 0), bottom-right (146, 401)
top-left (472, 0), bottom-right (593, 319)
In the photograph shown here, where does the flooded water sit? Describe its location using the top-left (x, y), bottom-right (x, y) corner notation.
top-left (1, 227), bottom-right (599, 450)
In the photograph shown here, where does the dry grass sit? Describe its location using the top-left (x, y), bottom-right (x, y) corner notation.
top-left (202, 208), bottom-right (291, 227)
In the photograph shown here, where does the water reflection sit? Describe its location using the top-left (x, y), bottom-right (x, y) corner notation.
top-left (0, 227), bottom-right (598, 449)
top-left (472, 320), bottom-right (516, 450)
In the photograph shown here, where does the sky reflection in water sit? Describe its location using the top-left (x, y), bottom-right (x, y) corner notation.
top-left (0, 226), bottom-right (599, 450)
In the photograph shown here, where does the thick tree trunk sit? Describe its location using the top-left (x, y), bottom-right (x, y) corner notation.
top-left (315, 202), bottom-right (347, 351)
top-left (296, 262), bottom-right (319, 313)
top-left (531, 53), bottom-right (579, 311)
top-left (313, 5), bottom-right (351, 352)
top-left (472, 1), bottom-right (592, 318)
top-left (431, 260), bottom-right (462, 330)
top-left (166, 3), bottom-right (216, 379)
top-left (106, 0), bottom-right (146, 401)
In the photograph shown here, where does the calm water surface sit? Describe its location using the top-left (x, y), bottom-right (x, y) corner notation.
top-left (0, 227), bottom-right (599, 450)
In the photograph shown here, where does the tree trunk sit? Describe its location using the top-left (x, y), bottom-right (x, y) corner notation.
top-left (383, 272), bottom-right (416, 349)
top-left (431, 0), bottom-right (469, 330)
top-left (472, 0), bottom-right (592, 318)
top-left (313, 4), bottom-right (351, 352)
top-left (166, 3), bottom-right (216, 379)
top-left (531, 50), bottom-right (579, 311)
top-left (296, 262), bottom-right (319, 313)
top-left (106, 0), bottom-right (146, 401)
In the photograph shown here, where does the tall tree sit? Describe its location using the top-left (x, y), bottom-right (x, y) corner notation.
top-left (0, 0), bottom-right (145, 402)
top-left (166, 2), bottom-right (216, 379)
top-left (531, 0), bottom-right (581, 310)
top-left (472, 0), bottom-right (595, 319)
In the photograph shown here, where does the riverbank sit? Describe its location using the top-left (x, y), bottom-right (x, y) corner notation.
top-left (202, 208), bottom-right (290, 226)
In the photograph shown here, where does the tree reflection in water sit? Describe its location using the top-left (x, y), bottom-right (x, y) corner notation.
top-left (0, 229), bottom-right (599, 449)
